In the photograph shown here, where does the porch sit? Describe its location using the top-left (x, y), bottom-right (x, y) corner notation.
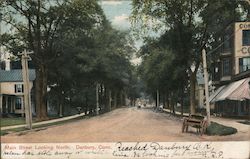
top-left (0, 94), bottom-right (25, 116)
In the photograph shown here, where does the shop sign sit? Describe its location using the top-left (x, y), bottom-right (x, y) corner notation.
top-left (241, 47), bottom-right (250, 54)
top-left (239, 23), bottom-right (250, 29)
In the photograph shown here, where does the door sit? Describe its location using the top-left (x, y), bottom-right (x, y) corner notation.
top-left (7, 96), bottom-right (12, 113)
top-left (2, 96), bottom-right (6, 114)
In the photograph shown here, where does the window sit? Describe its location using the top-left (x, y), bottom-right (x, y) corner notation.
top-left (15, 84), bottom-right (23, 93)
top-left (243, 30), bottom-right (250, 46)
top-left (223, 35), bottom-right (231, 51)
top-left (239, 57), bottom-right (250, 72)
top-left (15, 97), bottom-right (22, 109)
top-left (222, 58), bottom-right (231, 76)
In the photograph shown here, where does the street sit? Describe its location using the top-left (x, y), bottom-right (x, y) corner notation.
top-left (1, 107), bottom-right (249, 143)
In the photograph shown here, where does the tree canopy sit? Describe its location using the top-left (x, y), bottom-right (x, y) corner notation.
top-left (131, 0), bottom-right (249, 114)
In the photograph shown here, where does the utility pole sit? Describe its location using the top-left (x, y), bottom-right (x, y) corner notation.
top-left (0, 13), bottom-right (3, 116)
top-left (202, 49), bottom-right (211, 125)
top-left (96, 83), bottom-right (99, 115)
top-left (19, 50), bottom-right (33, 129)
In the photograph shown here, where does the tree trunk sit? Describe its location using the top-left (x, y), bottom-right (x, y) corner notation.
top-left (156, 89), bottom-right (159, 108)
top-left (35, 65), bottom-right (48, 121)
top-left (180, 86), bottom-right (184, 116)
top-left (114, 91), bottom-right (117, 109)
top-left (108, 89), bottom-right (111, 111)
top-left (167, 92), bottom-right (170, 109)
top-left (41, 65), bottom-right (48, 120)
top-left (119, 90), bottom-right (123, 107)
top-left (34, 0), bottom-right (48, 121)
top-left (163, 92), bottom-right (166, 108)
top-left (96, 83), bottom-right (99, 115)
top-left (124, 93), bottom-right (127, 106)
top-left (171, 93), bottom-right (175, 115)
top-left (190, 72), bottom-right (196, 114)
top-left (58, 95), bottom-right (63, 117)
top-left (181, 91), bottom-right (184, 117)
top-left (172, 103), bottom-right (175, 115)
top-left (35, 70), bottom-right (41, 120)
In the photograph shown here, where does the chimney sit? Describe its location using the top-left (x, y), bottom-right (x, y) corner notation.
top-left (1, 52), bottom-right (11, 71)
top-left (5, 58), bottom-right (11, 71)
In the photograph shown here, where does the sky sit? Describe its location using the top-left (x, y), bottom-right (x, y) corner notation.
top-left (99, 0), bottom-right (142, 65)
top-left (100, 1), bottom-right (132, 30)
top-left (1, 0), bottom-right (143, 64)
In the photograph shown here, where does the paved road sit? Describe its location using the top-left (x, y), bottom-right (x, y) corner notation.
top-left (1, 107), bottom-right (249, 143)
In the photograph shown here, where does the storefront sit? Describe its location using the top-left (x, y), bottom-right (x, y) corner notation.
top-left (209, 77), bottom-right (250, 117)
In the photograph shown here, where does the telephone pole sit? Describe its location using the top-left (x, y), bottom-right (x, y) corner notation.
top-left (202, 49), bottom-right (211, 125)
top-left (19, 50), bottom-right (33, 129)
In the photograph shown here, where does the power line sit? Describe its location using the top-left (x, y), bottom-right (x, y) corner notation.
top-left (206, 19), bottom-right (250, 56)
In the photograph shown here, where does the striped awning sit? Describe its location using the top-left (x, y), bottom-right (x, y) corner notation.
top-left (227, 78), bottom-right (250, 100)
top-left (209, 85), bottom-right (226, 103)
top-left (209, 77), bottom-right (250, 103)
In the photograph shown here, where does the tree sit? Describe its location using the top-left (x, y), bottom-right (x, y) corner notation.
top-left (131, 0), bottom-right (249, 114)
top-left (1, 0), bottom-right (107, 120)
top-left (47, 12), bottom-right (135, 115)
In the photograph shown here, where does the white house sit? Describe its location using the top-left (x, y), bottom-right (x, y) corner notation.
top-left (0, 69), bottom-right (36, 116)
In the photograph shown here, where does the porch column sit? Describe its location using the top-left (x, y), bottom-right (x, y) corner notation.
top-left (11, 97), bottom-right (15, 113)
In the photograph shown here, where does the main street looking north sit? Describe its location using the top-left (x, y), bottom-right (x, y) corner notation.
top-left (1, 107), bottom-right (249, 143)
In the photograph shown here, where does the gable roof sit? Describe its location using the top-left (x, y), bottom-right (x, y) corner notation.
top-left (196, 70), bottom-right (205, 85)
top-left (0, 69), bottom-right (36, 82)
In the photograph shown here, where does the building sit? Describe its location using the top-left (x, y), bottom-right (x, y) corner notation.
top-left (211, 22), bottom-right (250, 85)
top-left (209, 21), bottom-right (250, 117)
top-left (0, 51), bottom-right (37, 116)
top-left (0, 69), bottom-right (36, 116)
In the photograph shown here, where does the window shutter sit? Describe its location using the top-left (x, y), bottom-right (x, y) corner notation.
top-left (15, 84), bottom-right (17, 93)
top-left (22, 84), bottom-right (24, 93)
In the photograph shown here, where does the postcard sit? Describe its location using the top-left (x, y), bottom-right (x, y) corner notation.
top-left (1, 0), bottom-right (250, 159)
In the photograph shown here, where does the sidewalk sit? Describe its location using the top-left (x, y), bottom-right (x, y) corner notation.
top-left (1, 112), bottom-right (87, 131)
top-left (162, 108), bottom-right (249, 132)
top-left (162, 108), bottom-right (189, 117)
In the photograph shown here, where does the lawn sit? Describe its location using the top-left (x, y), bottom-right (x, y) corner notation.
top-left (0, 116), bottom-right (86, 136)
top-left (238, 120), bottom-right (250, 125)
top-left (0, 115), bottom-right (66, 127)
top-left (206, 121), bottom-right (237, 136)
top-left (0, 118), bottom-right (26, 127)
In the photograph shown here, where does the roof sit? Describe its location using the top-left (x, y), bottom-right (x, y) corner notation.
top-left (196, 70), bottom-right (205, 85)
top-left (0, 69), bottom-right (36, 82)
top-left (209, 77), bottom-right (250, 103)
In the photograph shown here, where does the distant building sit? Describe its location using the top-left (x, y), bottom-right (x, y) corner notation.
top-left (195, 70), bottom-right (205, 109)
top-left (209, 22), bottom-right (250, 117)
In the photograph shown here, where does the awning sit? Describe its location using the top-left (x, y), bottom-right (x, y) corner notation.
top-left (209, 85), bottom-right (226, 103)
top-left (227, 78), bottom-right (250, 100)
top-left (209, 77), bottom-right (250, 103)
